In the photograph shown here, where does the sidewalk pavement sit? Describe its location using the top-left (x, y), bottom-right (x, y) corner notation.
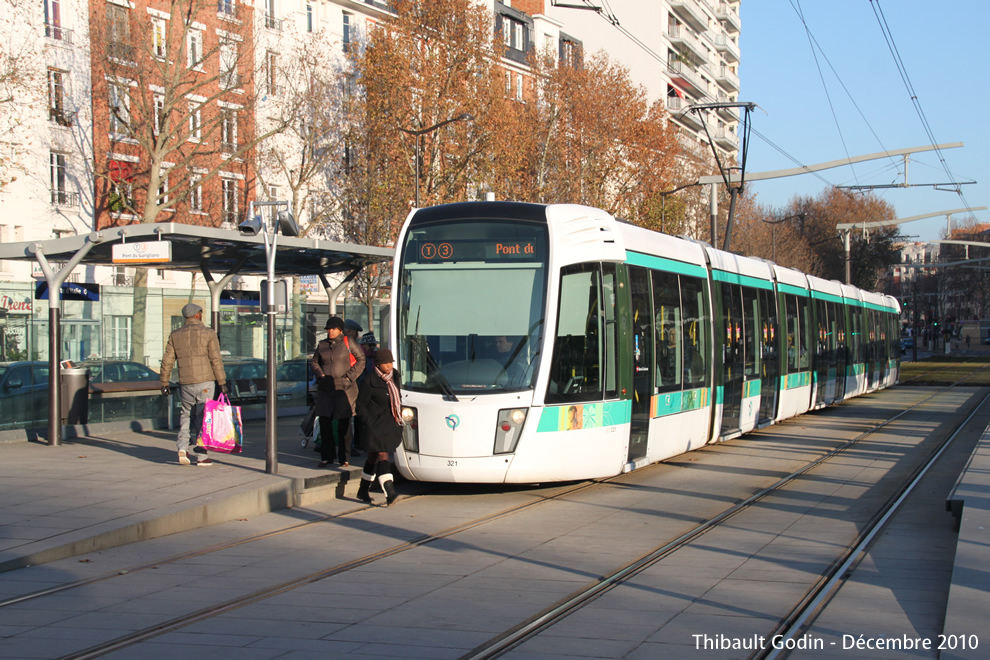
top-left (0, 412), bottom-right (363, 573)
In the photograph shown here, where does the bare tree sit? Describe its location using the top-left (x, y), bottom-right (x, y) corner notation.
top-left (89, 0), bottom-right (294, 227)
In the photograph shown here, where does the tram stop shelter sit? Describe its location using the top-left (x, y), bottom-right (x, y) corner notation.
top-left (0, 222), bottom-right (393, 473)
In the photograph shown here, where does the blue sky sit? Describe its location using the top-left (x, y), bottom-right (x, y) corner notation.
top-left (739, 1), bottom-right (987, 242)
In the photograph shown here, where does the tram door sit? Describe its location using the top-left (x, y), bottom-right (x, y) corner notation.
top-left (833, 304), bottom-right (848, 400)
top-left (757, 288), bottom-right (779, 424)
top-left (814, 299), bottom-right (830, 407)
top-left (719, 283), bottom-right (744, 435)
top-left (627, 266), bottom-right (653, 462)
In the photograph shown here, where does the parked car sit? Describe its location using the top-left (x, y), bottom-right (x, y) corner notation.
top-left (77, 360), bottom-right (164, 393)
top-left (901, 337), bottom-right (914, 353)
top-left (276, 357), bottom-right (314, 406)
top-left (0, 361), bottom-right (50, 429)
top-left (223, 357), bottom-right (313, 406)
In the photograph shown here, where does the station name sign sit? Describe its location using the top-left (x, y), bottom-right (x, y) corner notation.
top-left (112, 241), bottom-right (172, 264)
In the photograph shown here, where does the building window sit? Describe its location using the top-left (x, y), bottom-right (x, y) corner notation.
top-left (267, 184), bottom-right (279, 201)
top-left (153, 94), bottom-right (164, 135)
top-left (44, 0), bottom-right (70, 42)
top-left (218, 0), bottom-right (234, 18)
top-left (306, 4), bottom-right (313, 32)
top-left (189, 175), bottom-right (203, 212)
top-left (502, 18), bottom-right (511, 48)
top-left (221, 108), bottom-right (237, 152)
top-left (48, 69), bottom-right (71, 126)
top-left (188, 102), bottom-right (201, 141)
top-left (152, 18), bottom-right (167, 58)
top-left (106, 4), bottom-right (133, 61)
top-left (265, 51), bottom-right (277, 96)
top-left (222, 177), bottom-right (238, 224)
top-left (109, 180), bottom-right (134, 214)
top-left (156, 172), bottom-right (168, 206)
top-left (264, 0), bottom-right (279, 30)
top-left (50, 152), bottom-right (70, 206)
top-left (219, 40), bottom-right (238, 88)
top-left (504, 70), bottom-right (511, 95)
top-left (342, 13), bottom-right (351, 51)
top-left (108, 82), bottom-right (129, 135)
top-left (514, 22), bottom-right (523, 50)
top-left (109, 315), bottom-right (131, 358)
top-left (516, 73), bottom-right (523, 101)
top-left (187, 28), bottom-right (203, 68)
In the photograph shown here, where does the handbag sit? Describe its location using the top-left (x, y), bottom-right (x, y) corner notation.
top-left (201, 394), bottom-right (243, 454)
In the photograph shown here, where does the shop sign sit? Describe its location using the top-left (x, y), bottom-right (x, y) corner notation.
top-left (0, 294), bottom-right (33, 314)
top-left (35, 282), bottom-right (100, 302)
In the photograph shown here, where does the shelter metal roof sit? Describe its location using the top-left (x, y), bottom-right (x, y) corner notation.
top-left (0, 223), bottom-right (394, 276)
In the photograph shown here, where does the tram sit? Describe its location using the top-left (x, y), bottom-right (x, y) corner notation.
top-left (390, 201), bottom-right (900, 483)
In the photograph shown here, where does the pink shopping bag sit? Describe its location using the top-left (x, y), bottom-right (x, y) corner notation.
top-left (201, 394), bottom-right (243, 454)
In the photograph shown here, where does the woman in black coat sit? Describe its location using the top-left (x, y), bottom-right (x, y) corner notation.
top-left (355, 348), bottom-right (404, 505)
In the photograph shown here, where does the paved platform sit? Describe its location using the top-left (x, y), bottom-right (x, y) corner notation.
top-left (0, 413), bottom-right (361, 573)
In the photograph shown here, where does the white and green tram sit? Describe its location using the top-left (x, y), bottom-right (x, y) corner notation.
top-left (391, 202), bottom-right (900, 483)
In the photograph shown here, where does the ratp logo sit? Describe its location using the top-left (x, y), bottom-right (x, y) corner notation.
top-left (445, 414), bottom-right (460, 431)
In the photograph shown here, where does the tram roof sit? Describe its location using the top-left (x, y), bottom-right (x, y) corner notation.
top-left (0, 223), bottom-right (394, 276)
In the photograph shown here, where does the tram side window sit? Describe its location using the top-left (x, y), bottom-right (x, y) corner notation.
top-left (602, 263), bottom-right (618, 398)
top-left (785, 294), bottom-right (800, 373)
top-left (681, 275), bottom-right (709, 389)
top-left (652, 270), bottom-right (681, 392)
top-left (546, 263), bottom-right (605, 404)
top-left (798, 296), bottom-right (811, 370)
top-left (742, 287), bottom-right (759, 379)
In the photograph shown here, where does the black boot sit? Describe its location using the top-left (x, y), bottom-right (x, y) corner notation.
top-left (383, 478), bottom-right (399, 506)
top-left (356, 474), bottom-right (373, 503)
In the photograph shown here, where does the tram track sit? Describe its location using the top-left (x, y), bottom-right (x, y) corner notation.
top-left (460, 374), bottom-right (990, 659)
top-left (5, 378), bottom-right (980, 659)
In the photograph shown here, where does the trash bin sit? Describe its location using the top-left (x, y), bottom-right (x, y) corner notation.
top-left (61, 367), bottom-right (89, 425)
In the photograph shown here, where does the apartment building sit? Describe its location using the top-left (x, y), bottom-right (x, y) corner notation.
top-left (542, 0), bottom-right (741, 160)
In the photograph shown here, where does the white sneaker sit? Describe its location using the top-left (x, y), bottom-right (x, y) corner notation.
top-left (177, 450), bottom-right (191, 466)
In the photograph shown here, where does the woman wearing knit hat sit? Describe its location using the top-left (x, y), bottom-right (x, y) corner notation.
top-left (354, 348), bottom-right (403, 505)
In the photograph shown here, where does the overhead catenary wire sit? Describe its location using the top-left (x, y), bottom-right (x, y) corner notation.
top-left (870, 0), bottom-right (979, 219)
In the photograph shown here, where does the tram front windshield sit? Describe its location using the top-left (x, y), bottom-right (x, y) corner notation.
top-left (397, 218), bottom-right (548, 395)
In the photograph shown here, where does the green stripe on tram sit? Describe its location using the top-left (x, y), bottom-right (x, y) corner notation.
top-left (711, 269), bottom-right (774, 291)
top-left (777, 283), bottom-right (810, 297)
top-left (624, 251), bottom-right (708, 279)
top-left (536, 400), bottom-right (632, 432)
top-left (811, 290), bottom-right (844, 304)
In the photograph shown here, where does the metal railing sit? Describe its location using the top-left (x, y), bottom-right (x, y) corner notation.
top-left (51, 190), bottom-right (80, 207)
top-left (44, 23), bottom-right (73, 44)
top-left (264, 14), bottom-right (283, 31)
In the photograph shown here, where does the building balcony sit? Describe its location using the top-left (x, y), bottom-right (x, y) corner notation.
top-left (666, 96), bottom-right (705, 130)
top-left (715, 93), bottom-right (738, 120)
top-left (107, 41), bottom-right (136, 63)
top-left (51, 190), bottom-right (80, 208)
top-left (714, 33), bottom-right (739, 63)
top-left (666, 25), bottom-right (708, 63)
top-left (44, 23), bottom-right (73, 44)
top-left (716, 2), bottom-right (741, 33)
top-left (667, 61), bottom-right (708, 96)
top-left (49, 107), bottom-right (76, 127)
top-left (264, 14), bottom-right (283, 31)
top-left (669, 0), bottom-right (708, 33)
top-left (713, 127), bottom-right (739, 151)
top-left (714, 64), bottom-right (739, 92)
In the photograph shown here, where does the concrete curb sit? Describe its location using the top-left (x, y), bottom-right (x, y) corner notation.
top-left (0, 468), bottom-right (360, 573)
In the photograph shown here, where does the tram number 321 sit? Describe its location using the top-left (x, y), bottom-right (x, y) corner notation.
top-left (447, 460), bottom-right (458, 467)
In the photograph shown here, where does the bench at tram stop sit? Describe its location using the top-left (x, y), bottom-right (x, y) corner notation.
top-left (942, 424), bottom-right (990, 658)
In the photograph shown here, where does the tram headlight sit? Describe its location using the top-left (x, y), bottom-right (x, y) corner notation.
top-left (401, 407), bottom-right (419, 453)
top-left (494, 408), bottom-right (528, 455)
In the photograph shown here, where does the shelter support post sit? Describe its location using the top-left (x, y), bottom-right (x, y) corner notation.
top-left (30, 235), bottom-right (101, 446)
top-left (318, 268), bottom-right (362, 316)
top-left (201, 259), bottom-right (246, 333)
top-left (843, 229), bottom-right (851, 285)
top-left (709, 183), bottom-right (718, 247)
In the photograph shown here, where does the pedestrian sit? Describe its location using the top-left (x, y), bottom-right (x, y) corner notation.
top-left (311, 316), bottom-right (365, 467)
top-left (343, 319), bottom-right (363, 344)
top-left (159, 303), bottom-right (227, 467)
top-left (358, 332), bottom-right (379, 382)
top-left (355, 348), bottom-right (403, 506)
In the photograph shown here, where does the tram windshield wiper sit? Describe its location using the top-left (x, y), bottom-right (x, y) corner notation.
top-left (410, 336), bottom-right (459, 401)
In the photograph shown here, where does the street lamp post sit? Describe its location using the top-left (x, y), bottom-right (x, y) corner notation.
top-left (239, 201), bottom-right (299, 474)
top-left (761, 213), bottom-right (804, 263)
top-left (399, 113), bottom-right (473, 208)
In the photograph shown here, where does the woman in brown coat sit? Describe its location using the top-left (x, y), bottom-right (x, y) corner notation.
top-left (311, 316), bottom-right (365, 467)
